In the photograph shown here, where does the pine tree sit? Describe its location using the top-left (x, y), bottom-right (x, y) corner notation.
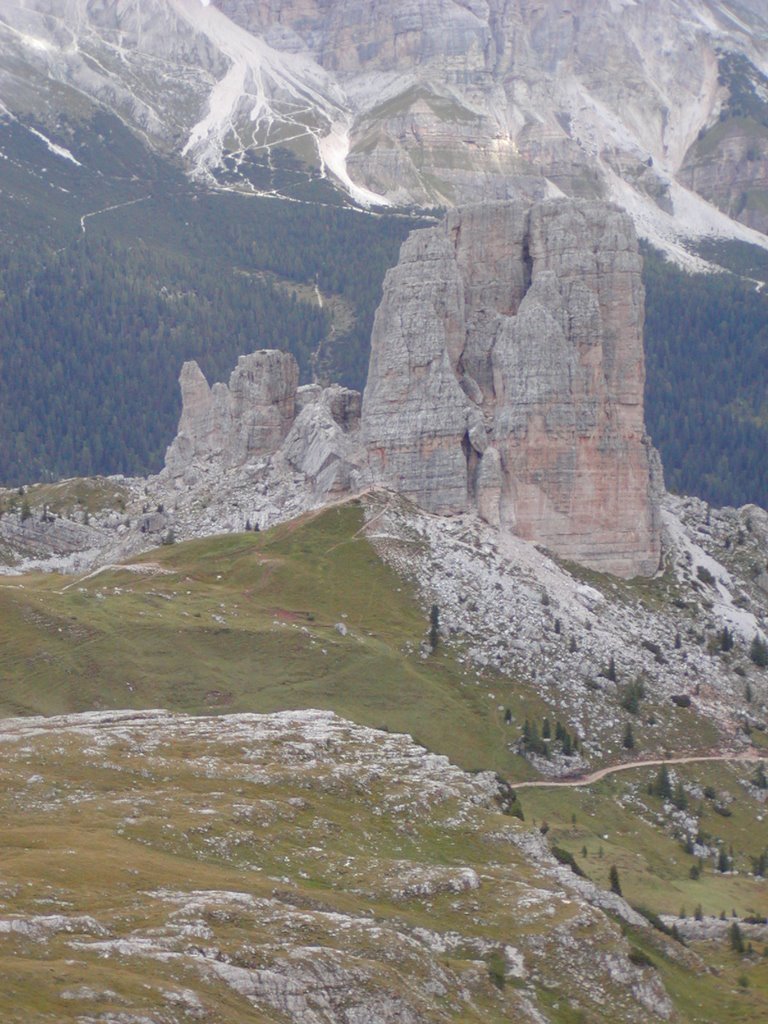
top-left (429, 604), bottom-right (440, 650)
top-left (622, 722), bottom-right (635, 750)
top-left (609, 865), bottom-right (622, 896)
top-left (672, 782), bottom-right (689, 811)
top-left (720, 626), bottom-right (734, 652)
top-left (653, 765), bottom-right (673, 800)
top-left (750, 635), bottom-right (768, 668)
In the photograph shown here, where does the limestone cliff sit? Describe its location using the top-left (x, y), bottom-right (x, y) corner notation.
top-left (163, 351), bottom-right (367, 500)
top-left (361, 200), bottom-right (663, 577)
top-left (164, 350), bottom-right (299, 481)
top-left (161, 198), bottom-right (661, 578)
top-left (4, 1), bottom-right (768, 249)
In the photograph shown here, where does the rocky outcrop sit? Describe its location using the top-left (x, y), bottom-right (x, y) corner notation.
top-left (163, 351), bottom-right (367, 500)
top-left (164, 351), bottom-right (299, 481)
top-left (680, 120), bottom-right (768, 234)
top-left (283, 384), bottom-right (367, 496)
top-left (160, 198), bottom-right (661, 576)
top-left (362, 199), bottom-right (662, 577)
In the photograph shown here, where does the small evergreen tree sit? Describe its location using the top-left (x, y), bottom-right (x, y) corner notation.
top-left (609, 864), bottom-right (622, 896)
top-left (428, 604), bottom-right (440, 650)
top-left (622, 721), bottom-right (635, 749)
top-left (730, 921), bottom-right (745, 954)
top-left (750, 635), bottom-right (768, 668)
top-left (720, 626), bottom-right (734, 652)
top-left (542, 717), bottom-right (551, 739)
top-left (672, 781), bottom-right (689, 811)
top-left (653, 765), bottom-right (673, 800)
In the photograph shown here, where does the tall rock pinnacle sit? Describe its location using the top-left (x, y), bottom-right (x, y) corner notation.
top-left (361, 200), bottom-right (663, 577)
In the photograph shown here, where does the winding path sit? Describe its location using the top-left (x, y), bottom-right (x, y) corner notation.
top-left (510, 749), bottom-right (763, 790)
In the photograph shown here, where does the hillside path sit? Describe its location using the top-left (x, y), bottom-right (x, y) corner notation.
top-left (510, 749), bottom-right (763, 790)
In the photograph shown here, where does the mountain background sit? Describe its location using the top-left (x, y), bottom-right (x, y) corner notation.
top-left (0, 0), bottom-right (767, 506)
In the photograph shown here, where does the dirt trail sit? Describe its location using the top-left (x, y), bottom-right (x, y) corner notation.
top-left (510, 749), bottom-right (763, 790)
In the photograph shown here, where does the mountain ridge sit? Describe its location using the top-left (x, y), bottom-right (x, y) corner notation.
top-left (2, 0), bottom-right (768, 260)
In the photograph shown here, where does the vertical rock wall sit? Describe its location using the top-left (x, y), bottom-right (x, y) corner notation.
top-left (362, 199), bottom-right (662, 577)
top-left (164, 350), bottom-right (299, 479)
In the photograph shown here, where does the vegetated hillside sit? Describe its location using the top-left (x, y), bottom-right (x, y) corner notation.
top-left (4, 706), bottom-right (759, 1024)
top-left (642, 244), bottom-right (768, 509)
top-left (0, 191), bottom-right (421, 485)
top-left (1, 506), bottom-right (768, 1021)
top-left (0, 503), bottom-right (540, 775)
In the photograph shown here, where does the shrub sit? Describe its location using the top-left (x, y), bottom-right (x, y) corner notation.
top-left (487, 951), bottom-right (506, 990)
top-left (609, 865), bottom-right (622, 896)
top-left (750, 635), bottom-right (768, 668)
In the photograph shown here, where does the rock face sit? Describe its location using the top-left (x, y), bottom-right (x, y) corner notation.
top-left (161, 198), bottom-right (661, 577)
top-left (362, 200), bottom-right (662, 577)
top-left (3, 1), bottom-right (768, 248)
top-left (164, 350), bottom-right (299, 479)
top-left (163, 351), bottom-right (366, 500)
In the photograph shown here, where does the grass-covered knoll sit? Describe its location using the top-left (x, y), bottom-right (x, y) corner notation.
top-left (0, 504), bottom-right (552, 775)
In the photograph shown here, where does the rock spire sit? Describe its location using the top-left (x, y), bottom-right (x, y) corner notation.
top-left (361, 199), bottom-right (663, 577)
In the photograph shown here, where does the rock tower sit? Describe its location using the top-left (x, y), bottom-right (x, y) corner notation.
top-left (361, 200), bottom-right (662, 577)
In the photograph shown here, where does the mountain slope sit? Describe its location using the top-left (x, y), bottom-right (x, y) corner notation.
top-left (0, 500), bottom-right (768, 1020)
top-left (2, 0), bottom-right (768, 256)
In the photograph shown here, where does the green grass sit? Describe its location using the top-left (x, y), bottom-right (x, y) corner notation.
top-left (3, 507), bottom-right (768, 1018)
top-left (0, 504), bottom-right (547, 775)
top-left (523, 761), bottom-right (768, 921)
